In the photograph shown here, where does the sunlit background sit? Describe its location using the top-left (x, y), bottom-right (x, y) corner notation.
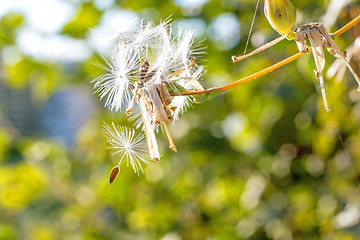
top-left (1, 0), bottom-right (360, 239)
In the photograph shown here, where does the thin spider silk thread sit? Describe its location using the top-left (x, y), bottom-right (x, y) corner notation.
top-left (337, 131), bottom-right (360, 187)
top-left (244, 0), bottom-right (260, 55)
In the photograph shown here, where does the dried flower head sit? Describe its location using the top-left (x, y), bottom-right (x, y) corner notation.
top-left (93, 18), bottom-right (205, 170)
top-left (92, 44), bottom-right (139, 111)
top-left (327, 37), bottom-right (360, 82)
top-left (294, 22), bottom-right (360, 112)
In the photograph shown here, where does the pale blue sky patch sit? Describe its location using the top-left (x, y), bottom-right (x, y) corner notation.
top-left (221, 112), bottom-right (247, 139)
top-left (93, 0), bottom-right (115, 10)
top-left (17, 29), bottom-right (91, 62)
top-left (174, 18), bottom-right (207, 39)
top-left (0, 0), bottom-right (75, 34)
top-left (208, 13), bottom-right (241, 50)
top-left (88, 9), bottom-right (138, 54)
top-left (174, 0), bottom-right (209, 8)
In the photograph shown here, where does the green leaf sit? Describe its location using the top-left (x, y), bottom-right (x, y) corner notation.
top-left (193, 93), bottom-right (210, 104)
top-left (193, 90), bottom-right (221, 104)
top-left (207, 90), bottom-right (221, 100)
top-left (167, 83), bottom-right (187, 93)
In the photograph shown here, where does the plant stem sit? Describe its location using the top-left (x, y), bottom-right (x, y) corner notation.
top-left (333, 14), bottom-right (360, 38)
top-left (170, 50), bottom-right (310, 96)
top-left (232, 32), bottom-right (292, 63)
top-left (218, 51), bottom-right (309, 92)
top-left (162, 121), bottom-right (177, 152)
top-left (172, 15), bottom-right (360, 97)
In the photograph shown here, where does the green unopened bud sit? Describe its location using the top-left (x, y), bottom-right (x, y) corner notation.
top-left (264, 0), bottom-right (296, 39)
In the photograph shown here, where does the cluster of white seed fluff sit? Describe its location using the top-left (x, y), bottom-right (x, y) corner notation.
top-left (92, 19), bottom-right (205, 176)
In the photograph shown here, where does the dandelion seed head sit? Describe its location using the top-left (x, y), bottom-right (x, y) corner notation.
top-left (151, 48), bottom-right (177, 83)
top-left (92, 43), bottom-right (140, 111)
top-left (175, 28), bottom-right (206, 63)
top-left (172, 96), bottom-right (192, 120)
top-left (127, 21), bottom-right (158, 48)
top-left (176, 29), bottom-right (196, 64)
top-left (93, 18), bottom-right (206, 168)
top-left (92, 18), bottom-right (204, 105)
top-left (103, 122), bottom-right (150, 174)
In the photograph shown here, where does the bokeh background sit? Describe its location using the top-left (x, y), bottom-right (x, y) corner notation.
top-left (1, 0), bottom-right (360, 239)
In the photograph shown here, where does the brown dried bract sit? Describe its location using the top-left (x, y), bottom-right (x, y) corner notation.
top-left (295, 22), bottom-right (360, 111)
top-left (124, 58), bottom-right (201, 161)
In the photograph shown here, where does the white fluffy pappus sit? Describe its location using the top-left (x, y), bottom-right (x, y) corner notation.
top-left (92, 43), bottom-right (140, 111)
top-left (93, 17), bottom-right (206, 169)
top-left (103, 122), bottom-right (151, 173)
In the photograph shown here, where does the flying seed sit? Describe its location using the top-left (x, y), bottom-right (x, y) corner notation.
top-left (109, 165), bottom-right (120, 184)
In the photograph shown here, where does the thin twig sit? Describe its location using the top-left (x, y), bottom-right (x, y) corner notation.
top-left (232, 31), bottom-right (293, 63)
top-left (162, 121), bottom-right (177, 152)
top-left (170, 50), bottom-right (310, 96)
top-left (167, 57), bottom-right (196, 79)
top-left (219, 50), bottom-right (310, 92)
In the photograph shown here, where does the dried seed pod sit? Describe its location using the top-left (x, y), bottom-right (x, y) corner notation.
top-left (152, 85), bottom-right (170, 122)
top-left (264, 0), bottom-right (296, 38)
top-left (160, 83), bottom-right (172, 105)
top-left (139, 96), bottom-right (160, 161)
top-left (109, 165), bottom-right (120, 184)
top-left (294, 28), bottom-right (308, 53)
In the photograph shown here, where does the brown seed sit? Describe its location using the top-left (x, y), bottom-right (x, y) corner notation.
top-left (109, 166), bottom-right (120, 184)
top-left (139, 60), bottom-right (149, 81)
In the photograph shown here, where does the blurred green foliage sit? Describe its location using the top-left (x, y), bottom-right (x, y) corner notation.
top-left (1, 0), bottom-right (360, 239)
top-left (62, 2), bottom-right (102, 38)
top-left (0, 13), bottom-right (23, 47)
